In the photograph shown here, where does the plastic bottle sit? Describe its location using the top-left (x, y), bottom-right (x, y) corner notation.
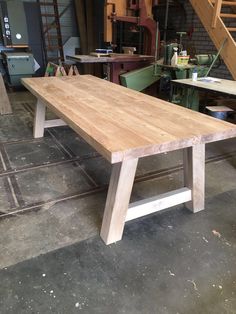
top-left (192, 68), bottom-right (198, 81)
top-left (171, 48), bottom-right (178, 67)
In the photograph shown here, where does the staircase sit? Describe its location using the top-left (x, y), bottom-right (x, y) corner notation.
top-left (190, 0), bottom-right (236, 79)
top-left (38, 0), bottom-right (64, 64)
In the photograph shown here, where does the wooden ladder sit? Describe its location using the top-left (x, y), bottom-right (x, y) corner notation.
top-left (190, 0), bottom-right (236, 79)
top-left (38, 0), bottom-right (64, 64)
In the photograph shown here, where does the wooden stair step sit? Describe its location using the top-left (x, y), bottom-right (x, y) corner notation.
top-left (39, 2), bottom-right (56, 5)
top-left (46, 45), bottom-right (62, 49)
top-left (220, 13), bottom-right (236, 18)
top-left (212, 0), bottom-right (236, 5)
top-left (41, 13), bottom-right (57, 17)
top-left (46, 35), bottom-right (62, 38)
top-left (39, 2), bottom-right (66, 7)
top-left (227, 27), bottom-right (236, 31)
top-left (47, 57), bottom-right (63, 61)
top-left (43, 24), bottom-right (60, 29)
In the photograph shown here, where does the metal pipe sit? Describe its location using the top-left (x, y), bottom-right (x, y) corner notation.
top-left (163, 0), bottom-right (170, 42)
top-left (154, 21), bottom-right (159, 76)
top-left (205, 38), bottom-right (227, 77)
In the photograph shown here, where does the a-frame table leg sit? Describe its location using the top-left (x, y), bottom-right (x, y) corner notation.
top-left (34, 100), bottom-right (46, 138)
top-left (100, 158), bottom-right (138, 245)
top-left (183, 144), bottom-right (205, 213)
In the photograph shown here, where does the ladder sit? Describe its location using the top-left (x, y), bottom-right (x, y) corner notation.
top-left (190, 0), bottom-right (236, 79)
top-left (38, 0), bottom-right (64, 64)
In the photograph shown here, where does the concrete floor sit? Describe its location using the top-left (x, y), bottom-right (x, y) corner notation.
top-left (0, 91), bottom-right (236, 313)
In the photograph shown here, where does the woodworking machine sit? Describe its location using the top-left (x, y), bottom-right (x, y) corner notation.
top-left (0, 0), bottom-right (34, 86)
top-left (104, 0), bottom-right (159, 56)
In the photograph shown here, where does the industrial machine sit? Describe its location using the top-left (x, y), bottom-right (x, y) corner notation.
top-left (161, 50), bottom-right (221, 111)
top-left (119, 23), bottom-right (221, 110)
top-left (0, 0), bottom-right (35, 86)
top-left (104, 0), bottom-right (159, 56)
top-left (103, 1), bottom-right (223, 112)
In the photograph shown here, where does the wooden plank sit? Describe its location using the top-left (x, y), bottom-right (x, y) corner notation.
top-left (173, 78), bottom-right (236, 97)
top-left (73, 66), bottom-right (80, 75)
top-left (100, 158), bottom-right (138, 244)
top-left (104, 1), bottom-right (113, 42)
top-left (126, 188), bottom-right (192, 222)
top-left (183, 144), bottom-right (205, 213)
top-left (104, 0), bottom-right (126, 42)
top-left (44, 119), bottom-right (67, 128)
top-left (22, 75), bottom-right (236, 163)
top-left (66, 54), bottom-right (154, 63)
top-left (74, 0), bottom-right (88, 54)
top-left (212, 0), bottom-right (222, 28)
top-left (34, 100), bottom-right (46, 138)
top-left (206, 105), bottom-right (233, 112)
top-left (144, 0), bottom-right (153, 17)
top-left (86, 0), bottom-right (94, 53)
top-left (212, 0), bottom-right (236, 5)
top-left (0, 74), bottom-right (12, 115)
top-left (220, 13), bottom-right (236, 18)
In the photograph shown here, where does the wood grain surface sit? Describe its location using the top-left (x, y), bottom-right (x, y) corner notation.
top-left (66, 54), bottom-right (154, 64)
top-left (0, 74), bottom-right (12, 115)
top-left (22, 75), bottom-right (236, 163)
top-left (173, 77), bottom-right (236, 96)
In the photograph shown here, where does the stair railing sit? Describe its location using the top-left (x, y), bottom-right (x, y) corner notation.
top-left (212, 0), bottom-right (222, 28)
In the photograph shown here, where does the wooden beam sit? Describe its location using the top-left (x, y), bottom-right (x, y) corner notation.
top-left (144, 0), bottom-right (154, 18)
top-left (104, 0), bottom-right (126, 42)
top-left (44, 119), bottom-right (66, 128)
top-left (74, 0), bottom-right (88, 54)
top-left (0, 74), bottom-right (12, 115)
top-left (100, 158), bottom-right (138, 244)
top-left (126, 188), bottom-right (192, 222)
top-left (183, 144), bottom-right (205, 213)
top-left (34, 100), bottom-right (46, 138)
top-left (212, 0), bottom-right (222, 28)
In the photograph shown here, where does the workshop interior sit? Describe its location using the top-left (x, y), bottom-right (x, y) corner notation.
top-left (0, 0), bottom-right (235, 115)
top-left (0, 1), bottom-right (236, 313)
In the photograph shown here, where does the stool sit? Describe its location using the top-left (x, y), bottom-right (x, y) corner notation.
top-left (206, 106), bottom-right (234, 120)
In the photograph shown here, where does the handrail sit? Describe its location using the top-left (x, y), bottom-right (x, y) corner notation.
top-left (212, 0), bottom-right (222, 28)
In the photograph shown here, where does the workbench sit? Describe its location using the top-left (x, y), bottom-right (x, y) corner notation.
top-left (22, 75), bottom-right (236, 245)
top-left (66, 54), bottom-right (154, 84)
top-left (171, 77), bottom-right (236, 111)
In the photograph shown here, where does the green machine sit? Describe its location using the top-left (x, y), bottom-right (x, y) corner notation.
top-left (0, 0), bottom-right (35, 86)
top-left (169, 54), bottom-right (218, 111)
top-left (119, 27), bottom-right (222, 112)
top-left (120, 53), bottom-right (218, 111)
top-left (2, 52), bottom-right (34, 86)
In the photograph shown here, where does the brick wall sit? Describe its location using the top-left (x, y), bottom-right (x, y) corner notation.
top-left (181, 1), bottom-right (233, 79)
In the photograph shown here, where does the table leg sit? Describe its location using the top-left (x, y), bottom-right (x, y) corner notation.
top-left (100, 158), bottom-right (138, 245)
top-left (183, 144), bottom-right (205, 212)
top-left (34, 100), bottom-right (46, 138)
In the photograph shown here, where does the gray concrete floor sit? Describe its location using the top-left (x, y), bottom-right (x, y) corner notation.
top-left (0, 91), bottom-right (236, 313)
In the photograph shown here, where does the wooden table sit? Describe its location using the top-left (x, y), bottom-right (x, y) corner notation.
top-left (66, 54), bottom-right (154, 84)
top-left (66, 54), bottom-right (154, 64)
top-left (172, 77), bottom-right (236, 96)
top-left (171, 77), bottom-right (236, 111)
top-left (22, 75), bottom-right (236, 245)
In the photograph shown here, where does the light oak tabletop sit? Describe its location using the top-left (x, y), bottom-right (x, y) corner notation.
top-left (173, 77), bottom-right (236, 96)
top-left (22, 75), bottom-right (236, 163)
